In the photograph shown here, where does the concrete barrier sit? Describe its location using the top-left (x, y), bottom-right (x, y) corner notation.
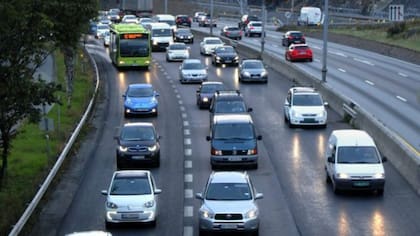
top-left (192, 28), bottom-right (420, 195)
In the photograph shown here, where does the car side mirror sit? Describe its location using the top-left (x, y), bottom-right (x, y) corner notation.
top-left (101, 190), bottom-right (108, 195)
top-left (206, 136), bottom-right (211, 141)
top-left (255, 193), bottom-right (263, 199)
top-left (247, 108), bottom-right (253, 112)
top-left (257, 135), bottom-right (262, 140)
top-left (382, 156), bottom-right (387, 162)
top-left (327, 156), bottom-right (334, 163)
top-left (154, 189), bottom-right (162, 194)
top-left (155, 92), bottom-right (160, 97)
top-left (122, 94), bottom-right (126, 98)
top-left (324, 102), bottom-right (329, 107)
top-left (157, 135), bottom-right (162, 140)
top-left (195, 193), bottom-right (203, 199)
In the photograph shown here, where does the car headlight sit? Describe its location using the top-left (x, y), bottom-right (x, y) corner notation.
top-left (336, 173), bottom-right (350, 179)
top-left (245, 208), bottom-right (258, 219)
top-left (202, 97), bottom-right (209, 102)
top-left (216, 56), bottom-right (221, 60)
top-left (125, 98), bottom-right (132, 105)
top-left (148, 145), bottom-right (157, 152)
top-left (153, 40), bottom-right (158, 45)
top-left (234, 56), bottom-right (239, 60)
top-left (144, 200), bottom-right (155, 208)
top-left (261, 71), bottom-right (268, 77)
top-left (106, 201), bottom-right (118, 209)
top-left (200, 209), bottom-right (215, 219)
top-left (373, 173), bottom-right (385, 179)
top-left (243, 71), bottom-right (251, 77)
top-left (291, 110), bottom-right (300, 117)
top-left (119, 145), bottom-right (128, 152)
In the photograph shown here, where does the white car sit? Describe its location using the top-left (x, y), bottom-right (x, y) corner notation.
top-left (103, 31), bottom-right (110, 47)
top-left (96, 23), bottom-right (109, 39)
top-left (166, 43), bottom-right (190, 62)
top-left (101, 170), bottom-right (162, 227)
top-left (200, 37), bottom-right (224, 55)
top-left (179, 59), bottom-right (208, 83)
top-left (244, 21), bottom-right (263, 37)
top-left (284, 87), bottom-right (328, 127)
top-left (139, 17), bottom-right (153, 28)
top-left (121, 14), bottom-right (138, 24)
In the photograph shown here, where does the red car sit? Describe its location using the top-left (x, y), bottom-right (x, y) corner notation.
top-left (285, 44), bottom-right (313, 62)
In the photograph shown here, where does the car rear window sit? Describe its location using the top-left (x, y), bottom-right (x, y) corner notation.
top-left (291, 32), bottom-right (303, 37)
top-left (250, 22), bottom-right (262, 27)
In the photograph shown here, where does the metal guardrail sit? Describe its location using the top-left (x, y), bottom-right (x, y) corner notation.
top-left (8, 45), bottom-right (100, 236)
top-left (343, 102), bottom-right (357, 120)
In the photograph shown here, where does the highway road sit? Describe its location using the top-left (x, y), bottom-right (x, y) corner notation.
top-left (30, 30), bottom-right (420, 236)
top-left (213, 18), bottom-right (420, 155)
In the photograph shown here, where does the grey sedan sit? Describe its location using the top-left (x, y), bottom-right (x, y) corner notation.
top-left (179, 59), bottom-right (208, 84)
top-left (238, 59), bottom-right (268, 83)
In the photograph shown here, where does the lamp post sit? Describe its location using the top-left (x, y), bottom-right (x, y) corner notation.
top-left (210, 0), bottom-right (214, 36)
top-left (321, 0), bottom-right (329, 82)
top-left (260, 2), bottom-right (266, 59)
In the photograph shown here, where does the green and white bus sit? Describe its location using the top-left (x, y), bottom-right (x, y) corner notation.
top-left (109, 23), bottom-right (151, 69)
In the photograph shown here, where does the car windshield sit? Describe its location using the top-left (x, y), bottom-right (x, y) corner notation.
top-left (215, 101), bottom-right (246, 113)
top-left (206, 39), bottom-right (222, 44)
top-left (169, 44), bottom-right (187, 50)
top-left (227, 27), bottom-right (240, 31)
top-left (127, 87), bottom-right (154, 97)
top-left (206, 183), bottom-right (252, 200)
top-left (213, 123), bottom-right (254, 140)
top-left (160, 20), bottom-right (175, 26)
top-left (183, 62), bottom-right (205, 70)
top-left (292, 94), bottom-right (323, 106)
top-left (243, 61), bottom-right (263, 69)
top-left (215, 47), bottom-right (235, 53)
top-left (121, 126), bottom-right (155, 141)
top-left (201, 84), bottom-right (225, 93)
top-left (97, 25), bottom-right (109, 30)
top-left (176, 29), bottom-right (191, 34)
top-left (337, 147), bottom-right (381, 164)
top-left (110, 176), bottom-right (152, 195)
top-left (152, 28), bottom-right (172, 37)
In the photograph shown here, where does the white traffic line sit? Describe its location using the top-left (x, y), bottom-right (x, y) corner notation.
top-left (338, 68), bottom-right (346, 73)
top-left (396, 96), bottom-right (407, 102)
top-left (183, 129), bottom-right (190, 135)
top-left (184, 174), bottom-right (193, 183)
top-left (398, 72), bottom-right (408, 77)
top-left (365, 80), bottom-right (375, 86)
top-left (312, 45), bottom-right (321, 50)
top-left (184, 148), bottom-right (192, 156)
top-left (185, 189), bottom-right (193, 198)
top-left (184, 138), bottom-right (191, 145)
top-left (184, 206), bottom-right (193, 217)
top-left (184, 160), bottom-right (192, 168)
top-left (183, 120), bottom-right (189, 126)
top-left (184, 226), bottom-right (193, 236)
top-left (353, 57), bottom-right (375, 66)
top-left (329, 51), bottom-right (348, 58)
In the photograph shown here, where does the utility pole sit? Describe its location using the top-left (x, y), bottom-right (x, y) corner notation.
top-left (260, 2), bottom-right (266, 59)
top-left (164, 0), bottom-right (168, 14)
top-left (210, 0), bottom-right (214, 36)
top-left (322, 0), bottom-right (329, 82)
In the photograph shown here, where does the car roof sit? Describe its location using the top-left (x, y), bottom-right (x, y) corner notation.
top-left (242, 59), bottom-right (263, 63)
top-left (128, 83), bottom-right (153, 89)
top-left (331, 130), bottom-right (376, 147)
top-left (214, 90), bottom-right (242, 98)
top-left (210, 171), bottom-right (248, 184)
top-left (123, 122), bottom-right (154, 128)
top-left (202, 81), bottom-right (223, 86)
top-left (213, 114), bottom-right (253, 124)
top-left (204, 37), bottom-right (222, 41)
top-left (248, 21), bottom-right (262, 24)
top-left (290, 87), bottom-right (318, 94)
top-left (114, 170), bottom-right (151, 178)
top-left (183, 59), bottom-right (202, 64)
top-left (290, 43), bottom-right (309, 47)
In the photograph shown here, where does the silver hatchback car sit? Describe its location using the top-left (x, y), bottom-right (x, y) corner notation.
top-left (196, 171), bottom-right (263, 236)
top-left (179, 59), bottom-right (208, 84)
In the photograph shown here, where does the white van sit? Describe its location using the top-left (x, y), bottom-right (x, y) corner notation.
top-left (325, 129), bottom-right (386, 195)
top-left (152, 14), bottom-right (176, 31)
top-left (147, 22), bottom-right (173, 51)
top-left (297, 7), bottom-right (323, 26)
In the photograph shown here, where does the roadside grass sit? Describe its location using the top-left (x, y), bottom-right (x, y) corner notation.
top-left (0, 48), bottom-right (94, 235)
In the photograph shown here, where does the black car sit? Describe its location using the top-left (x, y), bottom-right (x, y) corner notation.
top-left (196, 81), bottom-right (225, 109)
top-left (175, 14), bottom-right (192, 27)
top-left (115, 122), bottom-right (161, 169)
top-left (211, 45), bottom-right (239, 66)
top-left (282, 31), bottom-right (306, 46)
top-left (209, 90), bottom-right (253, 128)
top-left (174, 28), bottom-right (194, 43)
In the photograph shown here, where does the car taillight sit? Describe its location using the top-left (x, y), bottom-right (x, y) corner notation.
top-left (188, 17), bottom-right (192, 22)
top-left (288, 36), bottom-right (293, 40)
top-left (239, 31), bottom-right (242, 36)
top-left (250, 26), bottom-right (254, 30)
top-left (226, 32), bottom-right (230, 35)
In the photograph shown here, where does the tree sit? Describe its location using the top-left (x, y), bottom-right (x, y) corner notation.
top-left (0, 0), bottom-right (62, 182)
top-left (45, 0), bottom-right (98, 107)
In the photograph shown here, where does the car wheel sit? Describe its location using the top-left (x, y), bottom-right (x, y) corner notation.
top-left (252, 163), bottom-right (258, 169)
top-left (191, 39), bottom-right (194, 43)
top-left (105, 220), bottom-right (113, 229)
top-left (199, 229), bottom-right (208, 236)
top-left (116, 157), bottom-right (123, 170)
top-left (154, 155), bottom-right (160, 167)
top-left (325, 169), bottom-right (331, 183)
top-left (377, 188), bottom-right (384, 196)
top-left (332, 182), bottom-right (340, 194)
top-left (288, 121), bottom-right (295, 128)
top-left (252, 229), bottom-right (259, 236)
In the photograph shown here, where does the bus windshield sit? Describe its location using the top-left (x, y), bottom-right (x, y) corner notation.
top-left (120, 38), bottom-right (150, 57)
top-left (152, 29), bottom-right (172, 37)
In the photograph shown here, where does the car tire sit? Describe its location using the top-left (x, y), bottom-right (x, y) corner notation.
top-left (252, 229), bottom-right (260, 236)
top-left (252, 163), bottom-right (258, 169)
top-left (332, 182), bottom-right (340, 194)
top-left (377, 188), bottom-right (384, 196)
top-left (288, 121), bottom-right (295, 128)
top-left (154, 156), bottom-right (160, 167)
top-left (105, 220), bottom-right (113, 229)
top-left (199, 229), bottom-right (208, 236)
top-left (325, 169), bottom-right (331, 183)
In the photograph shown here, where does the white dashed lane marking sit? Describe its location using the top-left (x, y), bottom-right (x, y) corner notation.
top-left (365, 80), bottom-right (375, 86)
top-left (184, 206), bottom-right (193, 217)
top-left (184, 174), bottom-right (193, 183)
top-left (396, 96), bottom-right (407, 102)
top-left (338, 68), bottom-right (346, 73)
top-left (184, 226), bottom-right (193, 236)
top-left (184, 149), bottom-right (192, 156)
top-left (185, 189), bottom-right (193, 198)
top-left (398, 72), bottom-right (408, 77)
top-left (184, 138), bottom-right (191, 145)
top-left (353, 57), bottom-right (374, 66)
top-left (184, 160), bottom-right (192, 168)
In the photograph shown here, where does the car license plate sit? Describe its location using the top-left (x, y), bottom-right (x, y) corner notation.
top-left (221, 224), bottom-right (237, 229)
top-left (225, 60), bottom-right (231, 63)
top-left (132, 156), bottom-right (145, 160)
top-left (121, 213), bottom-right (138, 219)
top-left (353, 181), bottom-right (370, 187)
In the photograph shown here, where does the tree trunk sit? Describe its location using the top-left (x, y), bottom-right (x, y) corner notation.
top-left (63, 46), bottom-right (75, 108)
top-left (0, 131), bottom-right (10, 188)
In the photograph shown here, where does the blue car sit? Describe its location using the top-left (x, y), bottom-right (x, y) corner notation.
top-left (123, 84), bottom-right (159, 117)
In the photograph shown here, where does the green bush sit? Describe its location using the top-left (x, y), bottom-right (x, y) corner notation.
top-left (387, 22), bottom-right (407, 37)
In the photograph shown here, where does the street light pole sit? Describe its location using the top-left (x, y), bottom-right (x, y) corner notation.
top-left (260, 2), bottom-right (266, 59)
top-left (321, 0), bottom-right (329, 82)
top-left (164, 0), bottom-right (167, 14)
top-left (210, 0), bottom-right (214, 36)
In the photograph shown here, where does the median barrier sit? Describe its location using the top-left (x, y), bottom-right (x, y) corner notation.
top-left (192, 28), bottom-right (420, 195)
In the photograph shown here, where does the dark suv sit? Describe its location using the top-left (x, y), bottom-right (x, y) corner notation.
top-left (175, 15), bottom-right (191, 27)
top-left (115, 122), bottom-right (161, 169)
top-left (206, 114), bottom-right (262, 169)
top-left (209, 90), bottom-right (253, 128)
